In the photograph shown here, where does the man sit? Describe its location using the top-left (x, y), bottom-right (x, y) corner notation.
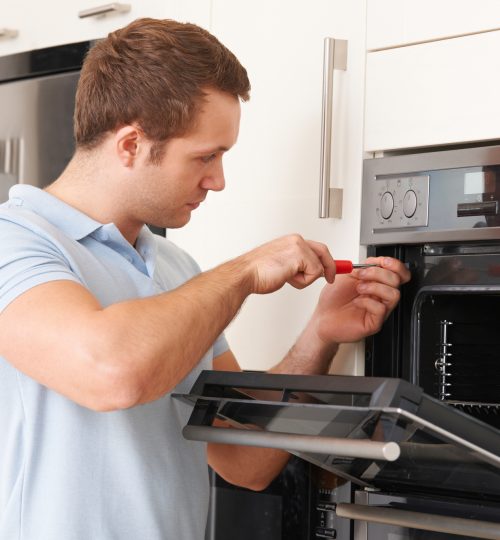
top-left (0, 18), bottom-right (410, 540)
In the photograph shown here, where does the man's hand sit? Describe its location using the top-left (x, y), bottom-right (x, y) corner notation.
top-left (310, 256), bottom-right (411, 345)
top-left (233, 234), bottom-right (336, 294)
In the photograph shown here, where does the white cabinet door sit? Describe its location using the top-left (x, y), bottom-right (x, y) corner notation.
top-left (168, 0), bottom-right (367, 373)
top-left (0, 0), bottom-right (211, 57)
top-left (364, 30), bottom-right (500, 153)
top-left (0, 1), bottom-right (36, 56)
top-left (36, 0), bottom-right (211, 49)
top-left (367, 0), bottom-right (500, 50)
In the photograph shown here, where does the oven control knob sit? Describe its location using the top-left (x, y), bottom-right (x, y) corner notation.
top-left (380, 191), bottom-right (394, 219)
top-left (403, 189), bottom-right (417, 218)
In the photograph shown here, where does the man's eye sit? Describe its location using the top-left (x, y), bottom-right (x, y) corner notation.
top-left (201, 154), bottom-right (217, 163)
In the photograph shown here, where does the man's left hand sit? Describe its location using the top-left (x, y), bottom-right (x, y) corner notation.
top-left (311, 256), bottom-right (411, 345)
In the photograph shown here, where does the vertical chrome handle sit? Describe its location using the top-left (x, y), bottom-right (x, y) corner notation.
top-left (78, 3), bottom-right (131, 19)
top-left (0, 28), bottom-right (19, 40)
top-left (2, 138), bottom-right (20, 178)
top-left (319, 37), bottom-right (347, 219)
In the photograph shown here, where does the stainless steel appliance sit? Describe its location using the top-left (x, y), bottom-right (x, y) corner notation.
top-left (178, 144), bottom-right (500, 539)
top-left (0, 41), bottom-right (92, 199)
top-left (0, 42), bottom-right (165, 237)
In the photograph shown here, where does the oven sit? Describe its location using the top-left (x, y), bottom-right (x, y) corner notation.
top-left (176, 144), bottom-right (500, 539)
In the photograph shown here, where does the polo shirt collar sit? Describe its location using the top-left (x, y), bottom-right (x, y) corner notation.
top-left (8, 184), bottom-right (103, 240)
top-left (8, 184), bottom-right (159, 277)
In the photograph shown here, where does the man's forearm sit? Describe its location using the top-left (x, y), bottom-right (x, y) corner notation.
top-left (269, 316), bottom-right (339, 376)
top-left (91, 257), bottom-right (253, 405)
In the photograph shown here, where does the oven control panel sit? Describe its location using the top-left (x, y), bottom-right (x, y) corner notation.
top-left (361, 145), bottom-right (500, 245)
top-left (374, 175), bottom-right (430, 229)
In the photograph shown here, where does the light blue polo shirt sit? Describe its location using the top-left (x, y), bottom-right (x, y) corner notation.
top-left (0, 184), bottom-right (229, 540)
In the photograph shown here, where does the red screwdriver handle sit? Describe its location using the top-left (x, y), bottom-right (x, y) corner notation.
top-left (335, 260), bottom-right (354, 274)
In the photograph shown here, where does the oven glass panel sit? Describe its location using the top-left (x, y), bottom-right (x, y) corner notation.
top-left (177, 372), bottom-right (500, 499)
top-left (212, 401), bottom-right (500, 498)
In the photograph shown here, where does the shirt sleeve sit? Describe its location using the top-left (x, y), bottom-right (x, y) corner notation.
top-left (212, 332), bottom-right (229, 358)
top-left (0, 220), bottom-right (81, 313)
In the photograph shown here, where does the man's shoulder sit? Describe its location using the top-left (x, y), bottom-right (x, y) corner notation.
top-left (0, 204), bottom-right (57, 234)
top-left (0, 204), bottom-right (70, 257)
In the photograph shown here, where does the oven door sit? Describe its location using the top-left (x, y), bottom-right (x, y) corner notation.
top-left (174, 370), bottom-right (500, 538)
top-left (345, 490), bottom-right (500, 539)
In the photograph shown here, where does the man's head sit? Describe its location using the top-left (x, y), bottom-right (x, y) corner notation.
top-left (74, 17), bottom-right (250, 163)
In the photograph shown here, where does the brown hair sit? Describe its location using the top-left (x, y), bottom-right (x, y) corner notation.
top-left (74, 18), bottom-right (250, 162)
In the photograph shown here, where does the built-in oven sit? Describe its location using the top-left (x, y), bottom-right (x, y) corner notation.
top-left (176, 144), bottom-right (500, 539)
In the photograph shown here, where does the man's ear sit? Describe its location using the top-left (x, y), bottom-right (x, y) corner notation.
top-left (114, 125), bottom-right (146, 167)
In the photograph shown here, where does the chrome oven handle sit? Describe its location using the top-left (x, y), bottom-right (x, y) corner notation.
top-left (183, 425), bottom-right (400, 462)
top-left (336, 502), bottom-right (500, 539)
top-left (318, 37), bottom-right (347, 219)
top-left (78, 3), bottom-right (131, 18)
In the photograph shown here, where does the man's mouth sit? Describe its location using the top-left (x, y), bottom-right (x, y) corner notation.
top-left (187, 197), bottom-right (206, 210)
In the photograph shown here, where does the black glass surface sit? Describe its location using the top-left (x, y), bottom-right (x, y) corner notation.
top-left (0, 41), bottom-right (93, 83)
top-left (178, 372), bottom-right (500, 500)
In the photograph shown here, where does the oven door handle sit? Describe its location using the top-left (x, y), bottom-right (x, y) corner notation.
top-left (183, 425), bottom-right (400, 461)
top-left (336, 502), bottom-right (500, 539)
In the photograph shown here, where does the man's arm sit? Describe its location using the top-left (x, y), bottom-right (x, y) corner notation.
top-left (0, 234), bottom-right (334, 411)
top-left (207, 256), bottom-right (411, 491)
top-left (206, 350), bottom-right (290, 491)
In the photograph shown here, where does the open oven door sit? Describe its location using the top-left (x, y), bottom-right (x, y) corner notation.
top-left (173, 371), bottom-right (500, 539)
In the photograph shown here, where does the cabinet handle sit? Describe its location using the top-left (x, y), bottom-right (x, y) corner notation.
top-left (78, 3), bottom-right (131, 19)
top-left (183, 425), bottom-right (400, 462)
top-left (319, 37), bottom-right (347, 219)
top-left (336, 503), bottom-right (500, 539)
top-left (0, 28), bottom-right (19, 40)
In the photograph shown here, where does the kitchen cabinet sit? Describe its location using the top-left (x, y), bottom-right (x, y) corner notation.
top-left (367, 0), bottom-right (500, 50)
top-left (168, 0), bottom-right (367, 373)
top-left (0, 1), bottom-right (33, 56)
top-left (364, 30), bottom-right (500, 152)
top-left (0, 0), bottom-right (210, 56)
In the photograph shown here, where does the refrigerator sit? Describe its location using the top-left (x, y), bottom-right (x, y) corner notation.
top-left (0, 41), bottom-right (91, 201)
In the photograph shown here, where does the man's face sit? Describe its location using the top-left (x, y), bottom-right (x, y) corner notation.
top-left (136, 89), bottom-right (241, 229)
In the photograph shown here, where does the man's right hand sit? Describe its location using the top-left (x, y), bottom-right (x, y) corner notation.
top-left (232, 234), bottom-right (336, 295)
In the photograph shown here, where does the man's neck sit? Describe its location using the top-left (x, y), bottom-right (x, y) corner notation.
top-left (45, 151), bottom-right (143, 245)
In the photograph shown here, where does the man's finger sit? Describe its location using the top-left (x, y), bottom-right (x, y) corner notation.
top-left (306, 240), bottom-right (336, 283)
top-left (356, 281), bottom-right (401, 309)
top-left (366, 256), bottom-right (411, 284)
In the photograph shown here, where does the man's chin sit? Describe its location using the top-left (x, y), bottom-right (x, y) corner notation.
top-left (163, 212), bottom-right (192, 230)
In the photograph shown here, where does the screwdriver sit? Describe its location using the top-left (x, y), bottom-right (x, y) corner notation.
top-left (335, 260), bottom-right (380, 274)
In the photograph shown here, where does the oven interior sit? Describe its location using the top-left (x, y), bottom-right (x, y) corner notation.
top-left (416, 292), bottom-right (500, 428)
top-left (409, 244), bottom-right (500, 433)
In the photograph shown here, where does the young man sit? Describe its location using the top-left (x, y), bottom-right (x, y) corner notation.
top-left (0, 18), bottom-right (410, 540)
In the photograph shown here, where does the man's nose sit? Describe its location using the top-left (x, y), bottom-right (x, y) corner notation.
top-left (202, 163), bottom-right (225, 192)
